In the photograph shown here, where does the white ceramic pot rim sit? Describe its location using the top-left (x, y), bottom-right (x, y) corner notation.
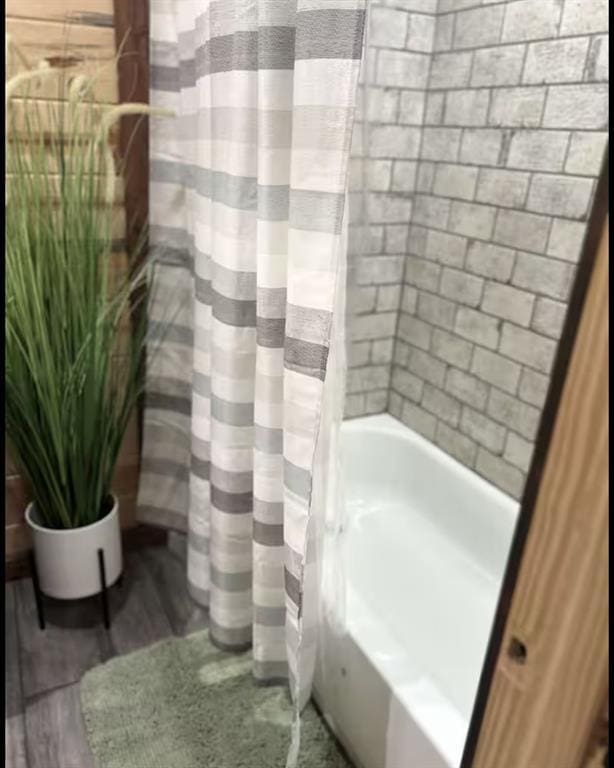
top-left (25, 495), bottom-right (118, 536)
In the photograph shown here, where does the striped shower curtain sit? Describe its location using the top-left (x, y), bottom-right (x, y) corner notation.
top-left (138, 0), bottom-right (366, 702)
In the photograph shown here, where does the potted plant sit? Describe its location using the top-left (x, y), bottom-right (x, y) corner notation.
top-left (5, 48), bottom-right (170, 601)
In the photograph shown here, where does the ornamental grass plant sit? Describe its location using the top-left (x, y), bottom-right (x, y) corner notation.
top-left (5, 42), bottom-right (171, 529)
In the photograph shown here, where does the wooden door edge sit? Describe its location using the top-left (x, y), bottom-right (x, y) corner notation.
top-left (460, 144), bottom-right (610, 768)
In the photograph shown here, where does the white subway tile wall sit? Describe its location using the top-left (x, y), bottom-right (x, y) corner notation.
top-left (346, 0), bottom-right (608, 499)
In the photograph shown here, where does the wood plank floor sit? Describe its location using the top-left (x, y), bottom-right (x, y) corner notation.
top-left (5, 539), bottom-right (208, 768)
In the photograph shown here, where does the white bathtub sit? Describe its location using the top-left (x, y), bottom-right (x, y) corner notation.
top-left (313, 414), bottom-right (519, 768)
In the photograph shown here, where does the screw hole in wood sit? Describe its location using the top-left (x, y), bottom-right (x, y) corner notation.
top-left (507, 636), bottom-right (528, 664)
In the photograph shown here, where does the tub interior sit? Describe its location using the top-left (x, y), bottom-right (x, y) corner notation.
top-left (341, 414), bottom-right (517, 583)
top-left (327, 413), bottom-right (519, 767)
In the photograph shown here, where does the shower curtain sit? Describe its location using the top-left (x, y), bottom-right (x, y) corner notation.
top-left (138, 0), bottom-right (365, 710)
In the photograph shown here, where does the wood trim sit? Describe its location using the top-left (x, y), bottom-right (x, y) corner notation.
top-left (465, 161), bottom-right (609, 766)
top-left (112, 0), bottom-right (148, 252)
top-left (112, 0), bottom-right (149, 456)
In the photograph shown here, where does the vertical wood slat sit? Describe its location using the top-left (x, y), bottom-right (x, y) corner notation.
top-left (470, 217), bottom-right (609, 768)
top-left (112, 0), bottom-right (148, 256)
top-left (112, 0), bottom-right (149, 457)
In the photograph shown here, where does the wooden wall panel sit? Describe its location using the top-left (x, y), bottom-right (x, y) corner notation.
top-left (5, 3), bottom-right (140, 566)
top-left (6, 0), bottom-right (114, 26)
top-left (8, 99), bottom-right (119, 145)
top-left (6, 18), bottom-right (118, 102)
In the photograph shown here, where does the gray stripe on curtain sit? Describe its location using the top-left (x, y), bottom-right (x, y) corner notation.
top-left (140, 0), bottom-right (365, 700)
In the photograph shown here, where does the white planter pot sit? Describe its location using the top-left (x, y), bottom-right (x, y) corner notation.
top-left (25, 497), bottom-right (123, 600)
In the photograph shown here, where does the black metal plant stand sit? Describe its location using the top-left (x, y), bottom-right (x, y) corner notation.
top-left (29, 548), bottom-right (113, 631)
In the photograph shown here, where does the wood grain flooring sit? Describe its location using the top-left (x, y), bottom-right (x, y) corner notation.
top-left (5, 539), bottom-right (208, 768)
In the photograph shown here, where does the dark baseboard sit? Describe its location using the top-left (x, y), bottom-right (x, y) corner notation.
top-left (4, 524), bottom-right (168, 582)
top-left (5, 557), bottom-right (31, 582)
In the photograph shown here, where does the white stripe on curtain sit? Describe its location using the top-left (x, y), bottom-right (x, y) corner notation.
top-left (138, 0), bottom-right (366, 715)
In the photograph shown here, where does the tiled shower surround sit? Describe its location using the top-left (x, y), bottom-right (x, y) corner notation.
top-left (346, 0), bottom-right (608, 498)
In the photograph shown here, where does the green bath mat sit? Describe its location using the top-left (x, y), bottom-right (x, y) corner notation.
top-left (80, 630), bottom-right (351, 768)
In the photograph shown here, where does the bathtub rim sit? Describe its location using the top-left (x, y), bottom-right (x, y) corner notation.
top-left (325, 411), bottom-right (522, 767)
top-left (341, 412), bottom-right (520, 523)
